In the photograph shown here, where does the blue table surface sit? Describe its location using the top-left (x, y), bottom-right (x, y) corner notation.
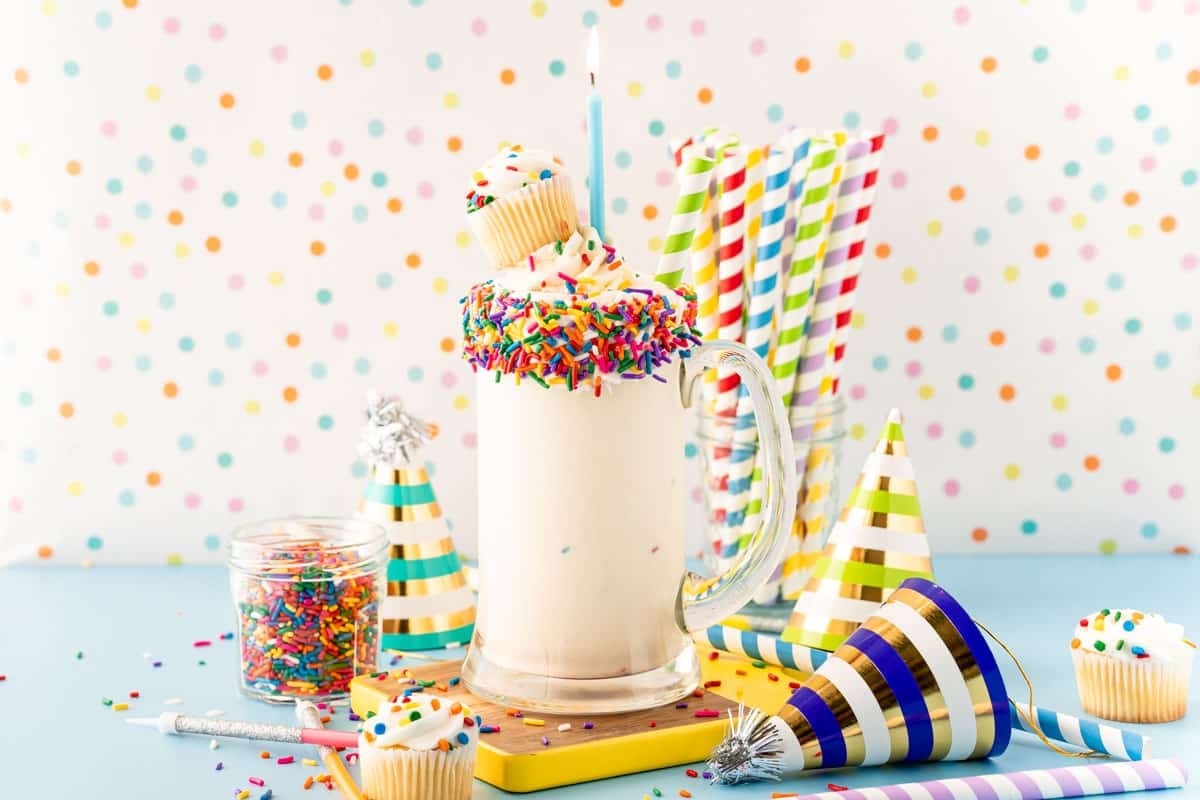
top-left (4, 555), bottom-right (1198, 799)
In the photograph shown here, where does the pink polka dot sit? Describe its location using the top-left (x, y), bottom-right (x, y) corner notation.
top-left (228, 497), bottom-right (245, 513)
top-left (690, 486), bottom-right (704, 504)
top-left (963, 276), bottom-right (980, 293)
top-left (881, 117), bottom-right (899, 136)
top-left (1187, 0), bottom-right (1199, 13)
top-left (130, 262), bottom-right (147, 279)
top-left (184, 493), bottom-right (201, 509)
top-left (270, 44), bottom-right (288, 63)
top-left (209, 23), bottom-right (226, 41)
top-left (1182, 253), bottom-right (1197, 271)
top-left (690, 18), bottom-right (706, 36)
top-left (406, 126), bottom-right (423, 145)
top-left (180, 175), bottom-right (197, 192)
top-left (441, 371), bottom-right (457, 388)
top-left (332, 322), bottom-right (349, 340)
top-left (327, 139), bottom-right (344, 157)
top-left (1080, 243), bottom-right (1097, 261)
top-left (655, 169), bottom-right (674, 187)
top-left (749, 37), bottom-right (767, 56)
top-left (461, 432), bottom-right (477, 448)
top-left (1168, 484), bottom-right (1185, 500)
top-left (849, 384), bottom-right (866, 401)
top-left (1064, 103), bottom-right (1081, 120)
top-left (1038, 337), bottom-right (1056, 354)
top-left (1049, 432), bottom-right (1067, 448)
top-left (252, 360), bottom-right (269, 377)
top-left (95, 213), bottom-right (110, 230)
top-left (96, 355), bottom-right (112, 371)
top-left (227, 274), bottom-right (245, 290)
top-left (952, 5), bottom-right (970, 24)
top-left (417, 181), bottom-right (434, 199)
top-left (1137, 0), bottom-right (1153, 9)
top-left (890, 171), bottom-right (907, 189)
top-left (927, 422), bottom-right (944, 439)
top-left (283, 435), bottom-right (299, 453)
top-left (1122, 479), bottom-right (1140, 495)
top-left (112, 449), bottom-right (127, 466)
top-left (904, 360), bottom-right (922, 378)
top-left (7, 497), bottom-right (22, 513)
top-left (646, 13), bottom-right (663, 31)
top-left (99, 120), bottom-right (117, 137)
top-left (163, 16), bottom-right (180, 34)
top-left (944, 479), bottom-right (960, 497)
top-left (1048, 196), bottom-right (1065, 213)
top-left (470, 17), bottom-right (487, 36)
top-left (18, 290), bottom-right (33, 309)
top-left (1139, 156), bottom-right (1156, 172)
top-left (308, 203), bottom-right (325, 221)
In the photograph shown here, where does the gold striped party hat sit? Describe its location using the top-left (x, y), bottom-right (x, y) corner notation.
top-left (780, 408), bottom-right (933, 652)
top-left (356, 391), bottom-right (475, 651)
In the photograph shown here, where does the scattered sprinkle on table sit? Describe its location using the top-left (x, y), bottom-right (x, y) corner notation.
top-left (480, 725), bottom-right (500, 733)
top-left (703, 680), bottom-right (721, 688)
top-left (259, 751), bottom-right (270, 759)
top-left (751, 660), bottom-right (766, 668)
top-left (101, 697), bottom-right (113, 707)
top-left (694, 709), bottom-right (720, 718)
top-left (541, 735), bottom-right (550, 746)
top-left (152, 661), bottom-right (162, 668)
top-left (236, 791), bottom-right (250, 800)
top-left (648, 721), bottom-right (657, 728)
top-left (75, 650), bottom-right (85, 660)
top-left (707, 651), bottom-right (719, 661)
top-left (702, 772), bottom-right (713, 780)
top-left (788, 681), bottom-right (801, 689)
top-left (276, 756), bottom-right (294, 765)
top-left (827, 783), bottom-right (849, 791)
top-left (163, 697), bottom-right (183, 705)
top-left (248, 777), bottom-right (265, 787)
top-left (767, 673), bottom-right (780, 682)
top-left (557, 723), bottom-right (571, 732)
top-left (210, 739), bottom-right (219, 750)
top-left (193, 640), bottom-right (212, 648)
top-left (303, 776), bottom-right (314, 790)
top-left (652, 789), bottom-right (662, 797)
top-left (128, 691), bottom-right (140, 698)
top-left (205, 709), bottom-right (225, 717)
top-left (583, 721), bottom-right (594, 729)
top-left (112, 703), bottom-right (129, 711)
top-left (685, 769), bottom-right (698, 778)
top-left (735, 669), bottom-right (747, 676)
top-left (260, 791), bottom-right (273, 800)
top-left (691, 689), bottom-right (705, 697)
top-left (522, 718), bottom-right (545, 727)
top-left (675, 702), bottom-right (688, 709)
top-left (302, 758), bottom-right (318, 767)
top-left (214, 762), bottom-right (223, 771)
top-left (679, 791), bottom-right (692, 798)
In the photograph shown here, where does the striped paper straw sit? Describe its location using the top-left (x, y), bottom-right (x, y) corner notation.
top-left (1010, 704), bottom-right (1150, 761)
top-left (777, 128), bottom-right (814, 274)
top-left (655, 150), bottom-right (716, 289)
top-left (742, 145), bottom-right (767, 274)
top-left (788, 758), bottom-right (1186, 800)
top-left (694, 624), bottom-right (829, 675)
top-left (669, 135), bottom-right (693, 167)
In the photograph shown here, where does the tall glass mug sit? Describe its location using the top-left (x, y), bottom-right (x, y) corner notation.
top-left (462, 341), bottom-right (797, 713)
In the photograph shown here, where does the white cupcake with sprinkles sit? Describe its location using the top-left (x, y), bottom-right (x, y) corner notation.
top-left (358, 693), bottom-right (480, 800)
top-left (1070, 608), bottom-right (1195, 723)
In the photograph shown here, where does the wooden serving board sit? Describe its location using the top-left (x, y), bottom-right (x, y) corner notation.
top-left (349, 647), bottom-right (807, 793)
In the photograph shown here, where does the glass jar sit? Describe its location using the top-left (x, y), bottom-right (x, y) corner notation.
top-left (697, 396), bottom-right (847, 619)
top-left (228, 517), bottom-right (387, 703)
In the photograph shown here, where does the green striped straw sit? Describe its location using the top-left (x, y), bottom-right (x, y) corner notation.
top-left (655, 151), bottom-right (716, 288)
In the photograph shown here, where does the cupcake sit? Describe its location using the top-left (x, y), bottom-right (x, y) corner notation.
top-left (1070, 608), bottom-right (1195, 723)
top-left (466, 145), bottom-right (578, 268)
top-left (358, 693), bottom-right (480, 800)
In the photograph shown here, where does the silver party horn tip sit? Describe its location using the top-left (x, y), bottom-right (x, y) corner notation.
top-left (706, 705), bottom-right (784, 785)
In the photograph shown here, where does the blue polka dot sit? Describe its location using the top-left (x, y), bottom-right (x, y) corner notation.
top-left (1183, 169), bottom-right (1197, 187)
top-left (178, 336), bottom-right (195, 353)
top-left (1106, 273), bottom-right (1124, 291)
top-left (958, 430), bottom-right (976, 448)
top-left (203, 534), bottom-right (220, 551)
top-left (1063, 161), bottom-right (1080, 177)
top-left (136, 155), bottom-right (154, 174)
top-left (1155, 42), bottom-right (1172, 61)
top-left (316, 289), bottom-right (333, 305)
top-left (95, 10), bottom-right (112, 30)
top-left (904, 42), bottom-right (922, 61)
top-left (941, 324), bottom-right (959, 343)
top-left (614, 150), bottom-right (632, 169)
top-left (118, 489), bottom-right (136, 507)
top-left (291, 111), bottom-right (308, 130)
top-left (648, 119), bottom-right (664, 137)
top-left (63, 60), bottom-right (80, 77)
top-left (1078, 336), bottom-right (1096, 355)
top-left (957, 374), bottom-right (975, 390)
top-left (582, 10), bottom-right (598, 27)
top-left (1005, 196), bottom-right (1023, 214)
top-left (169, 124), bottom-right (187, 142)
top-left (351, 460), bottom-right (368, 479)
top-left (1174, 312), bottom-right (1192, 331)
top-left (178, 434), bottom-right (195, 451)
top-left (354, 357), bottom-right (371, 375)
top-left (407, 366), bottom-right (424, 382)
top-left (1096, 136), bottom-right (1113, 155)
top-left (871, 355), bottom-right (889, 372)
top-left (1124, 318), bottom-right (1142, 334)
top-left (134, 202), bottom-right (152, 219)
top-left (224, 331), bottom-right (242, 349)
top-left (317, 414), bottom-right (335, 431)
top-left (18, 391), bottom-right (33, 407)
top-left (1118, 417), bottom-right (1136, 435)
top-left (1152, 126), bottom-right (1170, 145)
top-left (973, 227), bottom-right (990, 245)
top-left (548, 59), bottom-right (565, 77)
top-left (1055, 473), bottom-right (1073, 491)
top-left (1049, 282), bottom-right (1066, 299)
top-left (159, 292), bottom-right (176, 310)
top-left (1159, 437), bottom-right (1176, 453)
top-left (684, 442), bottom-right (698, 459)
top-left (207, 369), bottom-right (224, 387)
top-left (270, 191), bottom-right (288, 209)
top-left (1032, 45), bottom-right (1049, 63)
top-left (352, 204), bottom-right (369, 223)
top-left (184, 64), bottom-right (203, 83)
top-left (1140, 522), bottom-right (1159, 539)
top-left (376, 272), bottom-right (394, 289)
top-left (1133, 104), bottom-right (1151, 121)
top-left (310, 362), bottom-right (328, 380)
top-left (106, 178), bottom-right (123, 195)
top-left (766, 104), bottom-right (784, 123)
top-left (425, 52), bottom-right (442, 71)
top-left (86, 535), bottom-right (103, 550)
top-left (190, 147), bottom-right (207, 167)
top-left (1020, 519), bottom-right (1038, 535)
top-left (21, 448), bottom-right (36, 464)
top-left (665, 60), bottom-right (682, 79)
top-left (842, 111), bottom-right (861, 130)
top-left (370, 171), bottom-right (387, 187)
top-left (102, 300), bottom-right (119, 316)
top-left (1069, 0), bottom-right (1086, 11)
top-left (611, 196), bottom-right (628, 214)
top-left (1089, 183), bottom-right (1107, 202)
top-left (51, 212), bottom-right (68, 229)
top-left (222, 191), bottom-right (238, 208)
top-left (135, 354), bottom-right (152, 372)
top-left (368, 119), bottom-right (386, 138)
top-left (1153, 351), bottom-right (1170, 370)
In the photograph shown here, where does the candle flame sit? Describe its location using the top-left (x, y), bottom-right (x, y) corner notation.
top-left (587, 26), bottom-right (599, 86)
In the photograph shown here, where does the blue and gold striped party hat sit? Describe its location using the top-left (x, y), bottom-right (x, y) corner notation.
top-left (780, 408), bottom-right (933, 652)
top-left (356, 391), bottom-right (475, 651)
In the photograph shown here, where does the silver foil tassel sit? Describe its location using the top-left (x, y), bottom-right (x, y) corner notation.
top-left (357, 389), bottom-right (431, 467)
top-left (707, 705), bottom-right (785, 785)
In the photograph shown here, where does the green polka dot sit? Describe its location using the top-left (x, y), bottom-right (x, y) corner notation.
top-left (1099, 539), bottom-right (1117, 555)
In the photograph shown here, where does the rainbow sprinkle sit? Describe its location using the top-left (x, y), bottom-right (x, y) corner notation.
top-left (461, 281), bottom-right (700, 393)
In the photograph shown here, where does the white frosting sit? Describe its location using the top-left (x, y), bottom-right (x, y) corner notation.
top-left (360, 693), bottom-right (479, 751)
top-left (470, 146), bottom-right (563, 200)
top-left (1072, 608), bottom-right (1195, 663)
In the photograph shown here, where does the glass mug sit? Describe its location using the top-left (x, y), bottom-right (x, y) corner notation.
top-left (462, 341), bottom-right (797, 713)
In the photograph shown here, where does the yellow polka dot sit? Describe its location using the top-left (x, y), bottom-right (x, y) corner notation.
top-left (1082, 299), bottom-right (1099, 316)
top-left (67, 481), bottom-right (84, 496)
top-left (15, 142), bottom-right (31, 159)
top-left (249, 139), bottom-right (265, 158)
top-left (1192, 382), bottom-right (1200, 399)
top-left (837, 41), bottom-right (854, 59)
top-left (920, 81), bottom-right (937, 98)
top-left (112, 412), bottom-right (127, 428)
top-left (1051, 394), bottom-right (1068, 411)
top-left (320, 180), bottom-right (336, 197)
top-left (454, 230), bottom-right (471, 248)
top-left (1004, 464), bottom-right (1021, 480)
top-left (244, 400), bottom-right (261, 415)
top-left (432, 276), bottom-right (449, 294)
top-left (851, 311), bottom-right (866, 330)
top-left (496, 140), bottom-right (512, 152)
top-left (174, 242), bottom-right (189, 258)
top-left (1070, 213), bottom-right (1086, 230)
top-left (848, 423), bottom-right (866, 440)
top-left (166, 553), bottom-right (184, 566)
top-left (648, 235), bottom-right (662, 253)
top-left (917, 384), bottom-right (934, 400)
top-left (267, 271), bottom-right (284, 286)
top-left (974, 130), bottom-right (991, 147)
top-left (1114, 65), bottom-right (1130, 80)
top-left (145, 84), bottom-right (161, 102)
top-left (118, 231), bottom-right (134, 248)
top-left (900, 267), bottom-right (918, 284)
top-left (383, 321), bottom-right (399, 338)
top-left (1127, 223), bottom-right (1143, 239)
top-left (136, 319), bottom-right (152, 334)
top-left (42, 0), bottom-right (56, 15)
top-left (443, 92), bottom-right (459, 109)
top-left (1003, 265), bottom-right (1020, 282)
top-left (55, 283), bottom-right (71, 297)
top-left (627, 81), bottom-right (643, 97)
top-left (359, 49), bottom-right (376, 67)
top-left (530, 0), bottom-right (547, 16)
top-left (453, 394), bottom-right (469, 411)
top-left (926, 220), bottom-right (942, 237)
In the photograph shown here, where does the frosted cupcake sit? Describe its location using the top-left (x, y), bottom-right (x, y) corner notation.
top-left (358, 693), bottom-right (480, 800)
top-left (466, 145), bottom-right (578, 268)
top-left (1070, 608), bottom-right (1195, 723)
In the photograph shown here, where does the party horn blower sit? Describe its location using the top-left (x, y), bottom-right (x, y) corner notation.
top-left (357, 391), bottom-right (475, 650)
top-left (781, 408), bottom-right (933, 647)
top-left (708, 578), bottom-right (1010, 783)
top-left (126, 712), bottom-right (358, 749)
top-left (786, 758), bottom-right (1186, 800)
top-left (654, 149), bottom-right (715, 289)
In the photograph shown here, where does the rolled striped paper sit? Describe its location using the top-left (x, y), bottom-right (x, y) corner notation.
top-left (654, 150), bottom-right (716, 289)
top-left (790, 758), bottom-right (1186, 800)
top-left (695, 624), bottom-right (829, 675)
top-left (777, 128), bottom-right (814, 274)
top-left (1009, 704), bottom-right (1150, 761)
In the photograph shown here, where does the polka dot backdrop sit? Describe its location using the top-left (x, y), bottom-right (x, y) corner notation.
top-left (0, 0), bottom-right (1196, 564)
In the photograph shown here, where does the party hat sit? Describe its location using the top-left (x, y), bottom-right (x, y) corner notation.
top-left (708, 578), bottom-right (1011, 782)
top-left (781, 408), bottom-right (933, 652)
top-left (356, 391), bottom-right (476, 651)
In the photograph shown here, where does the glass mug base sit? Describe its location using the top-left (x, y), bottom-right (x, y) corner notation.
top-left (460, 640), bottom-right (700, 716)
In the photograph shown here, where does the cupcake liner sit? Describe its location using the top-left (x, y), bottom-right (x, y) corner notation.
top-left (469, 174), bottom-right (578, 268)
top-left (360, 742), bottom-right (476, 800)
top-left (1071, 648), bottom-right (1192, 723)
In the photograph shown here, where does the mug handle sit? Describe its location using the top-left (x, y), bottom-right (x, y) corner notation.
top-left (676, 340), bottom-right (797, 633)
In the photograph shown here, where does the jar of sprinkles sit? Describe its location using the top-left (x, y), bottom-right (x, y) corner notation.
top-left (228, 517), bottom-right (387, 703)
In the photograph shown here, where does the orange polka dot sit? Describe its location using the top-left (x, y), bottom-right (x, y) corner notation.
top-left (310, 240), bottom-right (325, 256)
top-left (14, 67), bottom-right (29, 85)
top-left (948, 185), bottom-right (965, 202)
top-left (282, 386), bottom-right (299, 403)
top-left (608, 0), bottom-right (623, 6)
top-left (999, 384), bottom-right (1016, 402)
top-left (642, 204), bottom-right (659, 221)
top-left (167, 209), bottom-right (184, 225)
top-left (988, 330), bottom-right (1006, 346)
top-left (163, 382), bottom-right (179, 398)
top-left (874, 243), bottom-right (891, 259)
top-left (387, 197), bottom-right (403, 214)
top-left (47, 348), bottom-right (61, 362)
top-left (0, 198), bottom-right (10, 213)
top-left (1160, 215), bottom-right (1176, 233)
top-left (697, 87), bottom-right (713, 104)
top-left (317, 64), bottom-right (333, 81)
top-left (405, 253), bottom-right (422, 269)
top-left (1033, 242), bottom-right (1050, 259)
top-left (499, 68), bottom-right (516, 85)
top-left (921, 126), bottom-right (938, 142)
top-left (1122, 191), bottom-right (1139, 206)
top-left (980, 56), bottom-right (997, 73)
top-left (122, 0), bottom-right (138, 7)
top-left (439, 337), bottom-right (456, 353)
top-left (905, 326), bottom-right (923, 343)
top-left (971, 527), bottom-right (988, 543)
top-left (1105, 364), bottom-right (1122, 381)
top-left (205, 236), bottom-right (221, 253)
top-left (37, 545), bottom-right (53, 559)
top-left (285, 333), bottom-right (301, 348)
top-left (146, 471), bottom-right (161, 487)
top-left (65, 160), bottom-right (81, 176)
top-left (794, 57), bottom-right (811, 73)
top-left (59, 402), bottom-right (74, 418)
top-left (1024, 144), bottom-right (1040, 160)
top-left (1187, 69), bottom-right (1200, 86)
top-left (1083, 455), bottom-right (1100, 471)
top-left (447, 136), bottom-right (463, 153)
top-left (219, 92), bottom-right (235, 109)
top-left (84, 260), bottom-right (100, 276)
top-left (288, 152), bottom-right (304, 168)
top-left (343, 163), bottom-right (359, 181)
